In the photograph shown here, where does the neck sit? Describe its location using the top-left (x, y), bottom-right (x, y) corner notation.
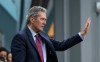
top-left (27, 24), bottom-right (38, 34)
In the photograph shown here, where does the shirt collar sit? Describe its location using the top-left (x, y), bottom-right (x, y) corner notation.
top-left (27, 25), bottom-right (36, 37)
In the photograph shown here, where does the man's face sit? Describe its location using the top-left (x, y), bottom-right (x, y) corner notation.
top-left (31, 12), bottom-right (46, 33)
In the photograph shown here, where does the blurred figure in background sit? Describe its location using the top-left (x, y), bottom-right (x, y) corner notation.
top-left (0, 47), bottom-right (8, 62)
top-left (7, 52), bottom-right (12, 62)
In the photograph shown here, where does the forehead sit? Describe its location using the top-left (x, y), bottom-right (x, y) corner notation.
top-left (38, 12), bottom-right (46, 17)
top-left (0, 51), bottom-right (7, 54)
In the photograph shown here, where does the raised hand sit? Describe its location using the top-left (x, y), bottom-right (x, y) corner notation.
top-left (80, 17), bottom-right (91, 36)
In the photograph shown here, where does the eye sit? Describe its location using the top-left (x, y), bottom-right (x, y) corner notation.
top-left (41, 18), bottom-right (46, 21)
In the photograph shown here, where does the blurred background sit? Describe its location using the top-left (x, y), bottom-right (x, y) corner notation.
top-left (0, 0), bottom-right (100, 62)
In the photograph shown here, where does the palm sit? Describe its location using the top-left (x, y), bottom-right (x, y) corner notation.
top-left (80, 17), bottom-right (91, 36)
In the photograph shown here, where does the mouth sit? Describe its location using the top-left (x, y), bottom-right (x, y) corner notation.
top-left (42, 26), bottom-right (44, 28)
top-left (40, 26), bottom-right (44, 30)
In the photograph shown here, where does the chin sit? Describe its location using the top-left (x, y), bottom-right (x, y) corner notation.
top-left (38, 29), bottom-right (43, 32)
top-left (40, 29), bottom-right (43, 31)
top-left (40, 29), bottom-right (44, 32)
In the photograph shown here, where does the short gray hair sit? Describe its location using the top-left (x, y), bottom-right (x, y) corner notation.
top-left (26, 6), bottom-right (47, 24)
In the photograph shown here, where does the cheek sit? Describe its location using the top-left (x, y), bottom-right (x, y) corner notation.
top-left (36, 21), bottom-right (42, 26)
top-left (33, 21), bottom-right (38, 26)
top-left (33, 20), bottom-right (42, 29)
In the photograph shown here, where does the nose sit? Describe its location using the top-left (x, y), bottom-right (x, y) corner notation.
top-left (44, 20), bottom-right (46, 25)
top-left (43, 20), bottom-right (46, 25)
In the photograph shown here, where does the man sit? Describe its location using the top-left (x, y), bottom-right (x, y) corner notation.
top-left (11, 6), bottom-right (91, 62)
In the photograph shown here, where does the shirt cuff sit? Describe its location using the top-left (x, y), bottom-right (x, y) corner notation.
top-left (78, 32), bottom-right (84, 40)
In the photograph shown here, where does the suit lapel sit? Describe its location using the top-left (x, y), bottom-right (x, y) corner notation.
top-left (25, 27), bottom-right (38, 52)
top-left (38, 32), bottom-right (55, 51)
top-left (25, 27), bottom-right (55, 54)
top-left (38, 32), bottom-right (57, 61)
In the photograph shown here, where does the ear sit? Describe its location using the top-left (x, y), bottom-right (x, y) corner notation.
top-left (30, 16), bottom-right (35, 23)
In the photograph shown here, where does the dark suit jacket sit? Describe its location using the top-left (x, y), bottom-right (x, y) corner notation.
top-left (11, 27), bottom-right (82, 62)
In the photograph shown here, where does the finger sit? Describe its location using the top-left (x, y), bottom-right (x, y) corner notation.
top-left (85, 17), bottom-right (91, 27)
top-left (87, 17), bottom-right (91, 22)
top-left (87, 17), bottom-right (91, 24)
top-left (84, 17), bottom-right (91, 34)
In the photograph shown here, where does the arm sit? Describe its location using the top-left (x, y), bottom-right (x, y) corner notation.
top-left (51, 17), bottom-right (91, 51)
top-left (51, 34), bottom-right (82, 51)
top-left (11, 34), bottom-right (26, 62)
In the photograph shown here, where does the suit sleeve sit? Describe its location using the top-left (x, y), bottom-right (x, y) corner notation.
top-left (11, 34), bottom-right (26, 62)
top-left (50, 34), bottom-right (83, 51)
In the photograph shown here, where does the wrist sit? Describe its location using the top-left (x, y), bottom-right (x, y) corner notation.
top-left (80, 31), bottom-right (85, 36)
